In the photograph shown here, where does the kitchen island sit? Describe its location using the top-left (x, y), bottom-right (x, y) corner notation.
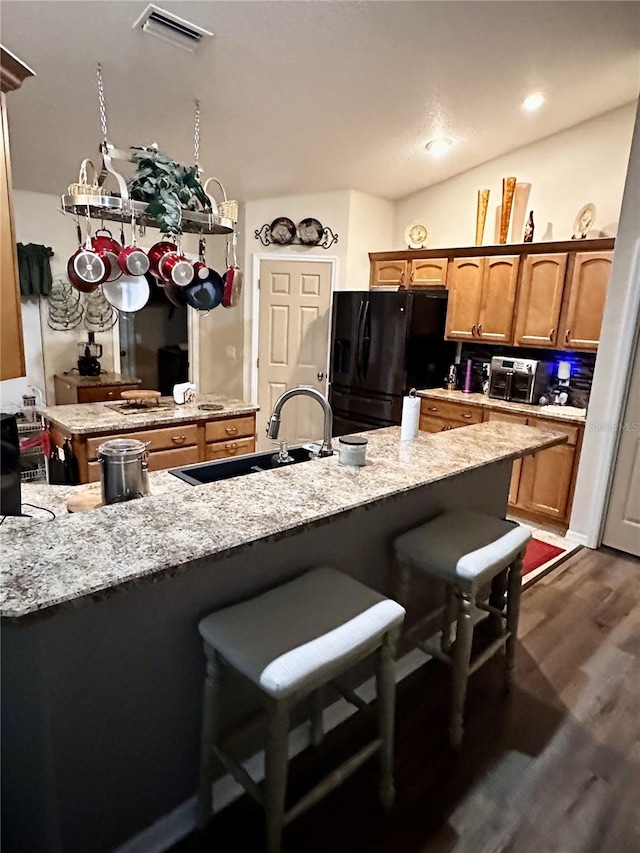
top-left (1, 423), bottom-right (565, 853)
top-left (41, 394), bottom-right (260, 483)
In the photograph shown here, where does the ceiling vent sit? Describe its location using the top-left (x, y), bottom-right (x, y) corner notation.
top-left (133, 4), bottom-right (213, 52)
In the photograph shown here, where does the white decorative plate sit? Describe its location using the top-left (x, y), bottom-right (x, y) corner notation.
top-left (572, 203), bottom-right (596, 239)
top-left (404, 222), bottom-right (429, 249)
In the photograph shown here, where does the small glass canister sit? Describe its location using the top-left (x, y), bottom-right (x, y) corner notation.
top-left (338, 435), bottom-right (368, 467)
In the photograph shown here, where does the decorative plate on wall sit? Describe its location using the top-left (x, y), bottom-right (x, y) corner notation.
top-left (572, 203), bottom-right (596, 239)
top-left (269, 217), bottom-right (296, 245)
top-left (296, 217), bottom-right (324, 246)
top-left (404, 222), bottom-right (430, 249)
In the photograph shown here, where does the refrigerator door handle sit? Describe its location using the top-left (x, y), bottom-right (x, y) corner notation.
top-left (361, 300), bottom-right (371, 379)
top-left (355, 298), bottom-right (365, 383)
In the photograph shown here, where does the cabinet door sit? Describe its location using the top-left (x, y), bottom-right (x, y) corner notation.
top-left (445, 257), bottom-right (484, 340)
top-left (409, 258), bottom-right (448, 288)
top-left (77, 384), bottom-right (140, 404)
top-left (561, 252), bottom-right (612, 351)
top-left (485, 409), bottom-right (527, 504)
top-left (478, 256), bottom-right (519, 343)
top-left (0, 95), bottom-right (25, 381)
top-left (518, 443), bottom-right (576, 522)
top-left (419, 415), bottom-right (459, 433)
top-left (514, 254), bottom-right (567, 348)
top-left (370, 260), bottom-right (407, 288)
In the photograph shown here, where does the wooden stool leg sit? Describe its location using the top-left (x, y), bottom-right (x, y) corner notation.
top-left (265, 700), bottom-right (290, 853)
top-left (450, 591), bottom-right (474, 749)
top-left (376, 627), bottom-right (399, 812)
top-left (395, 555), bottom-right (412, 611)
top-left (309, 687), bottom-right (324, 748)
top-left (440, 586), bottom-right (456, 654)
top-left (504, 553), bottom-right (524, 688)
top-left (197, 646), bottom-right (224, 829)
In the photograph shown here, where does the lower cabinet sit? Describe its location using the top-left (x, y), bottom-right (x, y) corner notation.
top-left (419, 398), bottom-right (582, 527)
top-left (48, 413), bottom-right (257, 485)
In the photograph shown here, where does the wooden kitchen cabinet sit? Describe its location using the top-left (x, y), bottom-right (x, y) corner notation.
top-left (560, 251), bottom-right (613, 351)
top-left (484, 409), bottom-right (528, 505)
top-left (54, 373), bottom-right (141, 405)
top-left (514, 253), bottom-right (568, 347)
top-left (370, 259), bottom-right (407, 289)
top-left (444, 258), bottom-right (484, 340)
top-left (518, 443), bottom-right (577, 522)
top-left (408, 258), bottom-right (448, 288)
top-left (1, 48), bottom-right (34, 382)
top-left (445, 256), bottom-right (518, 343)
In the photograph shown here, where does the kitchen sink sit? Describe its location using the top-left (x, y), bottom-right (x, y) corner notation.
top-left (169, 445), bottom-right (320, 485)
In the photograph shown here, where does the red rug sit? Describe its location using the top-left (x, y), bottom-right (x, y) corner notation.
top-left (522, 537), bottom-right (565, 576)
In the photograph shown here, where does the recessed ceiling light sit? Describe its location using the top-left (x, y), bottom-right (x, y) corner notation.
top-left (425, 137), bottom-right (453, 157)
top-left (522, 92), bottom-right (545, 112)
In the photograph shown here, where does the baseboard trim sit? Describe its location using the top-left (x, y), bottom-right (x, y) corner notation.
top-left (113, 647), bottom-right (430, 853)
top-left (565, 530), bottom-right (591, 548)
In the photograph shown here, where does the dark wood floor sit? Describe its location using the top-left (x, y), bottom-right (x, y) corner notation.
top-left (172, 546), bottom-right (640, 853)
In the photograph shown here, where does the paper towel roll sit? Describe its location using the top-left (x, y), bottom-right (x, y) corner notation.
top-left (400, 395), bottom-right (420, 441)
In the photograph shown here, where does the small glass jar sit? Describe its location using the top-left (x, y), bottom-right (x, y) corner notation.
top-left (338, 435), bottom-right (368, 467)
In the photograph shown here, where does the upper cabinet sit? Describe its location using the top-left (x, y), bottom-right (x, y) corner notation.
top-left (445, 255), bottom-right (518, 343)
top-left (370, 239), bottom-right (614, 353)
top-left (408, 258), bottom-right (448, 288)
top-left (1, 47), bottom-right (35, 382)
top-left (514, 253), bottom-right (567, 348)
top-left (560, 251), bottom-right (613, 351)
top-left (370, 259), bottom-right (407, 289)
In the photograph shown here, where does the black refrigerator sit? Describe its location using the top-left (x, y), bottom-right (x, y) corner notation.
top-left (329, 290), bottom-right (455, 436)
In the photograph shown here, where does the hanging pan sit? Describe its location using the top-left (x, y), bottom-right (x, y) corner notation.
top-left (118, 212), bottom-right (150, 276)
top-left (183, 236), bottom-right (223, 311)
top-left (102, 273), bottom-right (150, 313)
top-left (222, 231), bottom-right (243, 309)
top-left (67, 216), bottom-right (107, 293)
top-left (91, 228), bottom-right (122, 282)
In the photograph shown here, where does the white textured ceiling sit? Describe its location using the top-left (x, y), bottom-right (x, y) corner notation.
top-left (2, 1), bottom-right (639, 202)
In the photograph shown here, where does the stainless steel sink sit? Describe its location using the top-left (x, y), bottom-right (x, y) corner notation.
top-left (169, 446), bottom-right (319, 486)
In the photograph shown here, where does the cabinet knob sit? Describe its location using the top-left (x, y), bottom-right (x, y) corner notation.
top-left (471, 323), bottom-right (477, 336)
top-left (565, 329), bottom-right (571, 343)
top-left (225, 442), bottom-right (238, 450)
top-left (477, 324), bottom-right (483, 337)
top-left (429, 406), bottom-right (438, 412)
top-left (171, 435), bottom-right (187, 444)
top-left (225, 426), bottom-right (238, 435)
top-left (463, 413), bottom-right (472, 419)
top-left (549, 327), bottom-right (556, 341)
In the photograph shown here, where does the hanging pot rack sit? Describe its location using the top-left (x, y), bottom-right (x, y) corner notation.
top-left (60, 67), bottom-right (235, 236)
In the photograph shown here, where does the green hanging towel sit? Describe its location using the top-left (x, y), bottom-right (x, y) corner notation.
top-left (17, 243), bottom-right (54, 297)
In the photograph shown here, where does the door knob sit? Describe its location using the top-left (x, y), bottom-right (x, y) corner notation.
top-left (317, 372), bottom-right (325, 381)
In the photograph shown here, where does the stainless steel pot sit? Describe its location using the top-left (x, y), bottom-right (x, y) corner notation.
top-left (97, 438), bottom-right (150, 504)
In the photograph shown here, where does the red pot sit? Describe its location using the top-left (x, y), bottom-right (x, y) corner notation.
top-left (118, 244), bottom-right (150, 277)
top-left (148, 241), bottom-right (178, 278)
top-left (91, 229), bottom-right (122, 282)
top-left (159, 252), bottom-right (194, 287)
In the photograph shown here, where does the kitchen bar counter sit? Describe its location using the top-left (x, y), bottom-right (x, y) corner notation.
top-left (40, 393), bottom-right (259, 435)
top-left (417, 388), bottom-right (586, 424)
top-left (1, 422), bottom-right (565, 619)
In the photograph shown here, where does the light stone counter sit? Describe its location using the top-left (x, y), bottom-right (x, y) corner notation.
top-left (39, 394), bottom-right (259, 435)
top-left (1, 422), bottom-right (565, 619)
top-left (417, 388), bottom-right (586, 424)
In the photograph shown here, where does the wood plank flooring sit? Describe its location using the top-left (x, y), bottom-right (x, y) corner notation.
top-left (172, 547), bottom-right (640, 853)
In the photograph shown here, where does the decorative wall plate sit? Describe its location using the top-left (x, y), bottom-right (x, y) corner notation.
top-left (572, 203), bottom-right (596, 239)
top-left (269, 217), bottom-right (296, 245)
top-left (296, 217), bottom-right (324, 245)
top-left (404, 222), bottom-right (429, 249)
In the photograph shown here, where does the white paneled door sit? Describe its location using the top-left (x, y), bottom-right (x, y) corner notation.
top-left (603, 337), bottom-right (640, 556)
top-left (257, 259), bottom-right (332, 449)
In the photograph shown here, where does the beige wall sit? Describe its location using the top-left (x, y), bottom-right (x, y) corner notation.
top-left (345, 190), bottom-right (395, 288)
top-left (394, 103), bottom-right (636, 249)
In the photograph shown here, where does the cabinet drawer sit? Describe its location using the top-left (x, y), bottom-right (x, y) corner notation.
top-left (205, 416), bottom-right (255, 443)
top-left (86, 423), bottom-right (200, 459)
top-left (420, 399), bottom-right (483, 425)
top-left (530, 418), bottom-right (580, 446)
top-left (205, 436), bottom-right (255, 461)
top-left (77, 384), bottom-right (139, 404)
top-left (419, 415), bottom-right (460, 433)
top-left (484, 409), bottom-right (528, 426)
top-left (88, 446), bottom-right (200, 482)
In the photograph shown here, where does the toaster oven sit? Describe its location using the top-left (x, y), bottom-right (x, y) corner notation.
top-left (488, 357), bottom-right (551, 405)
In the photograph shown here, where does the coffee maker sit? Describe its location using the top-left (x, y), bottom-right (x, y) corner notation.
top-left (77, 332), bottom-right (102, 376)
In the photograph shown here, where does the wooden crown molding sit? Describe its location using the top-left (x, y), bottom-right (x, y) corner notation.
top-left (0, 45), bottom-right (35, 93)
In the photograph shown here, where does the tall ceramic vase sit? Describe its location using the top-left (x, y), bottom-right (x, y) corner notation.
top-left (499, 177), bottom-right (517, 244)
top-left (475, 189), bottom-right (490, 246)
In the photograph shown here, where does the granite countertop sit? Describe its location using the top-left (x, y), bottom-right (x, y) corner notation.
top-left (0, 422), bottom-right (566, 619)
top-left (40, 394), bottom-right (260, 435)
top-left (55, 372), bottom-right (142, 388)
top-left (417, 388), bottom-right (586, 424)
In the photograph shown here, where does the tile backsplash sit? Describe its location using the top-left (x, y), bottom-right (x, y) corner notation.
top-left (459, 344), bottom-right (596, 409)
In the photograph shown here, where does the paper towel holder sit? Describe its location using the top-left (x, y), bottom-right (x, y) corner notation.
top-left (409, 388), bottom-right (417, 398)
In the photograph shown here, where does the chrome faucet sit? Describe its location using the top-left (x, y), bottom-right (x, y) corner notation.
top-left (266, 386), bottom-right (334, 457)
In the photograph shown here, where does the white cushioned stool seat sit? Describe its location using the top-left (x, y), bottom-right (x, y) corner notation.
top-left (394, 510), bottom-right (531, 593)
top-left (198, 567), bottom-right (406, 699)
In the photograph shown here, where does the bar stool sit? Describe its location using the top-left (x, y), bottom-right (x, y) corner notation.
top-left (393, 510), bottom-right (531, 748)
top-left (197, 567), bottom-right (406, 853)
